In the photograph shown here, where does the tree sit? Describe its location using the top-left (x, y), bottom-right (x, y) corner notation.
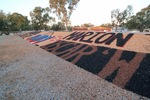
top-left (81, 23), bottom-right (94, 27)
top-left (0, 11), bottom-right (30, 35)
top-left (51, 22), bottom-right (65, 31)
top-left (49, 0), bottom-right (80, 31)
top-left (0, 11), bottom-right (10, 35)
top-left (0, 11), bottom-right (6, 30)
top-left (100, 23), bottom-right (112, 28)
top-left (30, 7), bottom-right (54, 30)
top-left (0, 11), bottom-right (6, 31)
top-left (135, 4), bottom-right (150, 31)
top-left (111, 5), bottom-right (133, 31)
top-left (125, 16), bottom-right (138, 30)
top-left (7, 13), bottom-right (30, 31)
top-left (125, 4), bottom-right (150, 31)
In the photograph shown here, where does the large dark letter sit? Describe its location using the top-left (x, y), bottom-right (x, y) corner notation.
top-left (63, 32), bottom-right (84, 40)
top-left (95, 33), bottom-right (115, 44)
top-left (98, 50), bottom-right (145, 88)
top-left (105, 33), bottom-right (134, 47)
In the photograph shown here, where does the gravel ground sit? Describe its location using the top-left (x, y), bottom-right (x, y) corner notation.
top-left (0, 35), bottom-right (149, 100)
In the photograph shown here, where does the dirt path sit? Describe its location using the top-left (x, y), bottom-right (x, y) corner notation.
top-left (0, 35), bottom-right (149, 99)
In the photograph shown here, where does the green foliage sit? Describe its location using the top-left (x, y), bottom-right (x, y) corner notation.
top-left (30, 7), bottom-right (54, 30)
top-left (0, 10), bottom-right (7, 31)
top-left (51, 22), bottom-right (65, 31)
top-left (81, 23), bottom-right (94, 27)
top-left (111, 5), bottom-right (133, 31)
top-left (100, 23), bottom-right (112, 28)
top-left (125, 16), bottom-right (138, 30)
top-left (136, 4), bottom-right (150, 31)
top-left (49, 0), bottom-right (80, 31)
top-left (126, 4), bottom-right (150, 31)
top-left (7, 13), bottom-right (30, 31)
top-left (67, 26), bottom-right (73, 31)
top-left (0, 10), bottom-right (30, 35)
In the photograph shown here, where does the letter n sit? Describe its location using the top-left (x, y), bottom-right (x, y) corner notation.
top-left (105, 33), bottom-right (134, 47)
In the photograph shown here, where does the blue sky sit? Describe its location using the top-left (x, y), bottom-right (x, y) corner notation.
top-left (0, 0), bottom-right (149, 26)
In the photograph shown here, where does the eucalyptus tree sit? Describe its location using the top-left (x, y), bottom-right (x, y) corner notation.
top-left (49, 0), bottom-right (80, 31)
top-left (111, 5), bottom-right (133, 31)
top-left (7, 13), bottom-right (30, 31)
top-left (0, 11), bottom-right (6, 30)
top-left (125, 4), bottom-right (150, 31)
top-left (0, 10), bottom-right (10, 35)
top-left (30, 7), bottom-right (54, 30)
top-left (136, 4), bottom-right (150, 31)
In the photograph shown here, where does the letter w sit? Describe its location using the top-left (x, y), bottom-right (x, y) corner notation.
top-left (98, 50), bottom-right (145, 88)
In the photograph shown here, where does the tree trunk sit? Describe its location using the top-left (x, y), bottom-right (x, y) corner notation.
top-left (115, 25), bottom-right (118, 32)
top-left (65, 22), bottom-right (68, 31)
top-left (115, 22), bottom-right (119, 32)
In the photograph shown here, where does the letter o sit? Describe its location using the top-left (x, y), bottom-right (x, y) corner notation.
top-left (95, 33), bottom-right (115, 44)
